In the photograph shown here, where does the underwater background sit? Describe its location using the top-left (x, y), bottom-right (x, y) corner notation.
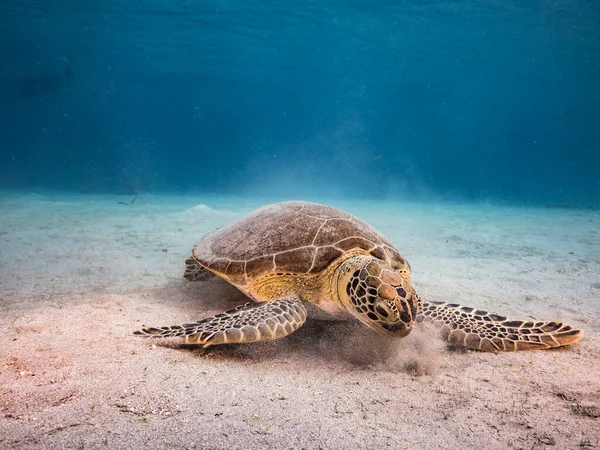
top-left (0, 0), bottom-right (598, 207)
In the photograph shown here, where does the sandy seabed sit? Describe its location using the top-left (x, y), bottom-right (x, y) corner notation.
top-left (0, 191), bottom-right (598, 449)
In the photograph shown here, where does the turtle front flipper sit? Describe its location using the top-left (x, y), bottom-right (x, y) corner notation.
top-left (134, 297), bottom-right (307, 347)
top-left (184, 256), bottom-right (216, 282)
top-left (418, 301), bottom-right (583, 351)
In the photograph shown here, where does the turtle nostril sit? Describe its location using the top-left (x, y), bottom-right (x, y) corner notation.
top-left (381, 322), bottom-right (410, 336)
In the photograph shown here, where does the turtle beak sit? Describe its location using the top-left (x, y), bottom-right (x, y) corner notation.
top-left (381, 321), bottom-right (412, 337)
top-left (381, 290), bottom-right (418, 337)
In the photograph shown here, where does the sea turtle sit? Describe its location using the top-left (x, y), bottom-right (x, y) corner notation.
top-left (135, 201), bottom-right (583, 351)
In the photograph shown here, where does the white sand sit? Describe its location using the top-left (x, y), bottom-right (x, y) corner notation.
top-left (1, 191), bottom-right (599, 449)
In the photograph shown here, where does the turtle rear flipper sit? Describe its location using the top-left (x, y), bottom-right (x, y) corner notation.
top-left (184, 256), bottom-right (216, 282)
top-left (418, 301), bottom-right (583, 352)
top-left (134, 297), bottom-right (307, 348)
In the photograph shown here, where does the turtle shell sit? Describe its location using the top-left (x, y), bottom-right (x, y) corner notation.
top-left (192, 201), bottom-right (409, 286)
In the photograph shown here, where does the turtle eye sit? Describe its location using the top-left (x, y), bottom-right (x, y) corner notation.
top-left (374, 301), bottom-right (393, 320)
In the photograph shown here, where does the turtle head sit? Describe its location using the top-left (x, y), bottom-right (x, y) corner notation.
top-left (336, 256), bottom-right (419, 337)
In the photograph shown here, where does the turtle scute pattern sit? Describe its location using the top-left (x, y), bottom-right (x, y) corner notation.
top-left (418, 301), bottom-right (582, 351)
top-left (193, 201), bottom-right (409, 285)
top-left (134, 297), bottom-right (307, 347)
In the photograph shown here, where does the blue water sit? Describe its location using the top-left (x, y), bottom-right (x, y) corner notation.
top-left (0, 1), bottom-right (598, 206)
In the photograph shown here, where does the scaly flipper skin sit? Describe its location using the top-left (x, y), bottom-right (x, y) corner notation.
top-left (417, 300), bottom-right (583, 351)
top-left (183, 256), bottom-right (216, 282)
top-left (134, 297), bottom-right (307, 348)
